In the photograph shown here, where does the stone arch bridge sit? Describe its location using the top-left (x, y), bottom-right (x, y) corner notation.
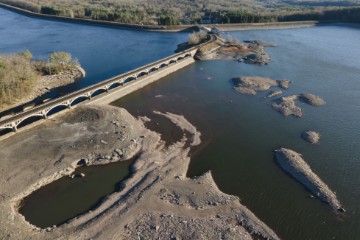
top-left (0, 39), bottom-right (212, 137)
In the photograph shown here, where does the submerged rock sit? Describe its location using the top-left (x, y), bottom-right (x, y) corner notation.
top-left (265, 90), bottom-right (283, 99)
top-left (302, 131), bottom-right (320, 144)
top-left (272, 95), bottom-right (303, 117)
top-left (235, 86), bottom-right (257, 95)
top-left (299, 93), bottom-right (326, 106)
top-left (274, 148), bottom-right (343, 212)
top-left (244, 40), bottom-right (277, 47)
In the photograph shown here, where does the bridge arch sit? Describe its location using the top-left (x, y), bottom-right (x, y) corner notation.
top-left (177, 56), bottom-right (184, 61)
top-left (148, 67), bottom-right (158, 74)
top-left (185, 53), bottom-right (192, 58)
top-left (168, 59), bottom-right (177, 64)
top-left (70, 95), bottom-right (89, 106)
top-left (91, 88), bottom-right (107, 98)
top-left (0, 127), bottom-right (14, 136)
top-left (108, 82), bottom-right (123, 90)
top-left (137, 71), bottom-right (148, 78)
top-left (124, 76), bottom-right (136, 83)
top-left (46, 104), bottom-right (69, 117)
top-left (158, 63), bottom-right (168, 69)
top-left (16, 114), bottom-right (44, 129)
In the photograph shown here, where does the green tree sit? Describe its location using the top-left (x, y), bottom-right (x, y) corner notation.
top-left (159, 15), bottom-right (180, 25)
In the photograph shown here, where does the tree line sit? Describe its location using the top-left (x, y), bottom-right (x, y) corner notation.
top-left (1, 0), bottom-right (360, 25)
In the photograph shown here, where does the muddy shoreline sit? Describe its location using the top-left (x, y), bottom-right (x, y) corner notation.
top-left (0, 105), bottom-right (279, 239)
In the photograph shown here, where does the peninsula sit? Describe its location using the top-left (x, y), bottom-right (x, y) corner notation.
top-left (0, 51), bottom-right (85, 113)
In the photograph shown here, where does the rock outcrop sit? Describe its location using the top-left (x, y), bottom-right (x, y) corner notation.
top-left (274, 148), bottom-right (343, 212)
top-left (232, 76), bottom-right (278, 95)
top-left (301, 131), bottom-right (320, 144)
top-left (195, 36), bottom-right (272, 65)
top-left (265, 90), bottom-right (283, 99)
top-left (298, 93), bottom-right (326, 106)
top-left (272, 95), bottom-right (303, 117)
top-left (277, 80), bottom-right (291, 90)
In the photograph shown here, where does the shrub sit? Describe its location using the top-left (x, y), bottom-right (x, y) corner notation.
top-left (49, 51), bottom-right (72, 64)
top-left (49, 51), bottom-right (74, 74)
top-left (18, 49), bottom-right (33, 60)
top-left (188, 30), bottom-right (208, 45)
top-left (0, 54), bottom-right (38, 106)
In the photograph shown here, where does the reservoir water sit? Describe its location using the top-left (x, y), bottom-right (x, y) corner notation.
top-left (0, 7), bottom-right (187, 91)
top-left (19, 160), bottom-right (133, 228)
top-left (112, 26), bottom-right (360, 240)
top-left (1, 7), bottom-right (360, 240)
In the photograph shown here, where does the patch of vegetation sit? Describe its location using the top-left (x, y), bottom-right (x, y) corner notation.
top-left (159, 15), bottom-right (180, 25)
top-left (188, 30), bottom-right (208, 45)
top-left (0, 50), bottom-right (79, 108)
top-left (0, 51), bottom-right (37, 106)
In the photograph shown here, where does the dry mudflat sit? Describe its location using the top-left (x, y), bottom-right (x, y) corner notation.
top-left (0, 104), bottom-right (279, 240)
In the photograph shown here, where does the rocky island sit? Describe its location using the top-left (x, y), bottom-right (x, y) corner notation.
top-left (272, 94), bottom-right (325, 118)
top-left (274, 148), bottom-right (343, 212)
top-left (194, 34), bottom-right (273, 65)
top-left (302, 131), bottom-right (320, 144)
top-left (231, 76), bottom-right (280, 95)
top-left (272, 95), bottom-right (303, 117)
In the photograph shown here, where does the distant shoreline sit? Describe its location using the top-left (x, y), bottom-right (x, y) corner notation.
top-left (0, 3), bottom-right (318, 32)
top-left (213, 21), bottom-right (318, 31)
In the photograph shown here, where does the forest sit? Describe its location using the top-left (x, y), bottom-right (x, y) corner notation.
top-left (0, 0), bottom-right (360, 24)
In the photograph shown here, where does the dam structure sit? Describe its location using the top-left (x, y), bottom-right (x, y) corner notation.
top-left (0, 37), bottom-right (213, 139)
